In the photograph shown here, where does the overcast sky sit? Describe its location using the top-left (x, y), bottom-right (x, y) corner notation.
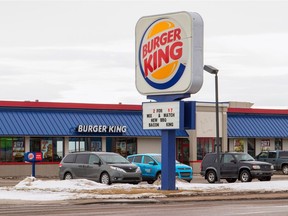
top-left (0, 0), bottom-right (287, 108)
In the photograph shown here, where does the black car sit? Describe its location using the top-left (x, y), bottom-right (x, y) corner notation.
top-left (200, 152), bottom-right (274, 183)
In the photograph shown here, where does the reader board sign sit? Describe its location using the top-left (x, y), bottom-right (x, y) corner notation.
top-left (142, 101), bottom-right (183, 130)
top-left (135, 11), bottom-right (204, 96)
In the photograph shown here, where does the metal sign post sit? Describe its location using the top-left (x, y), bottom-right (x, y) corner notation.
top-left (24, 152), bottom-right (43, 177)
top-left (147, 94), bottom-right (187, 190)
top-left (136, 11), bottom-right (204, 190)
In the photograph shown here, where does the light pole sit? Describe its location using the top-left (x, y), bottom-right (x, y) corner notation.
top-left (204, 65), bottom-right (221, 183)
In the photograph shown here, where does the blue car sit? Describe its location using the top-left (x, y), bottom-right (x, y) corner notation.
top-left (127, 153), bottom-right (193, 184)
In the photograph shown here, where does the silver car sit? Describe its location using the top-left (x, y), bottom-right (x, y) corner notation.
top-left (59, 152), bottom-right (142, 185)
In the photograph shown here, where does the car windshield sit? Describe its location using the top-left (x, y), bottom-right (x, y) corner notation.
top-left (99, 154), bottom-right (130, 164)
top-left (234, 153), bottom-right (255, 161)
top-left (152, 155), bottom-right (180, 164)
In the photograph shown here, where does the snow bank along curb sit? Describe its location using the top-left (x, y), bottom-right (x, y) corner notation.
top-left (0, 177), bottom-right (288, 202)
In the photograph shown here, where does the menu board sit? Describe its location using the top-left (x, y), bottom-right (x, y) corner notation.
top-left (41, 140), bottom-right (53, 160)
top-left (13, 141), bottom-right (25, 161)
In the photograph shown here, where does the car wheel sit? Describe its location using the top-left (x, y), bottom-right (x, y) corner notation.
top-left (282, 165), bottom-right (288, 175)
top-left (100, 172), bottom-right (111, 185)
top-left (64, 172), bottom-right (73, 180)
top-left (147, 180), bottom-right (155, 184)
top-left (206, 170), bottom-right (217, 183)
top-left (156, 172), bottom-right (161, 181)
top-left (226, 178), bottom-right (237, 183)
top-left (240, 170), bottom-right (252, 182)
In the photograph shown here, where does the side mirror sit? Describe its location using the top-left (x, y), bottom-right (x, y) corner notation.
top-left (93, 161), bottom-right (101, 166)
top-left (230, 159), bottom-right (237, 164)
top-left (148, 161), bottom-right (155, 165)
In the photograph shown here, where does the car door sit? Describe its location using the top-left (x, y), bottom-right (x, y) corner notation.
top-left (84, 154), bottom-right (102, 181)
top-left (266, 152), bottom-right (277, 167)
top-left (220, 154), bottom-right (238, 178)
top-left (142, 155), bottom-right (158, 179)
top-left (73, 154), bottom-right (89, 178)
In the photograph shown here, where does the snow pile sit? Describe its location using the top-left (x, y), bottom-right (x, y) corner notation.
top-left (0, 177), bottom-right (288, 201)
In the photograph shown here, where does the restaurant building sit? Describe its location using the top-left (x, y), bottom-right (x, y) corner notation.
top-left (0, 100), bottom-right (288, 177)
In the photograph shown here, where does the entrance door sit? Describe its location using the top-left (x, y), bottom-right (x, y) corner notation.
top-left (176, 139), bottom-right (190, 165)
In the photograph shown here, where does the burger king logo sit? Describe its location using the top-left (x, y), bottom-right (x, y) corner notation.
top-left (138, 18), bottom-right (187, 90)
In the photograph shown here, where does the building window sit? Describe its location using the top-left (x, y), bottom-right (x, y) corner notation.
top-left (68, 137), bottom-right (88, 153)
top-left (197, 138), bottom-right (222, 160)
top-left (0, 137), bottom-right (25, 162)
top-left (112, 137), bottom-right (137, 157)
top-left (91, 137), bottom-right (102, 151)
top-left (247, 138), bottom-right (255, 157)
top-left (30, 137), bottom-right (64, 162)
top-left (275, 138), bottom-right (283, 150)
top-left (233, 139), bottom-right (245, 152)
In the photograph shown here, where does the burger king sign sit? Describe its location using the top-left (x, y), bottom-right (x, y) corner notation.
top-left (135, 11), bottom-right (203, 95)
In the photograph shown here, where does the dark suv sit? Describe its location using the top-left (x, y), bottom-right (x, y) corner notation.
top-left (255, 150), bottom-right (288, 175)
top-left (200, 152), bottom-right (274, 183)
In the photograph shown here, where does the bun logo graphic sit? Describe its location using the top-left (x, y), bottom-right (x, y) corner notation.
top-left (139, 19), bottom-right (187, 90)
top-left (136, 12), bottom-right (204, 95)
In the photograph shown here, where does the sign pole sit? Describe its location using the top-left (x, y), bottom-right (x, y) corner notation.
top-left (161, 129), bottom-right (176, 190)
top-left (136, 11), bottom-right (203, 190)
top-left (32, 161), bottom-right (36, 177)
top-left (147, 94), bottom-right (188, 190)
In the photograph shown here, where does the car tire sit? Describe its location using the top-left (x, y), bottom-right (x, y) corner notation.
top-left (100, 172), bottom-right (111, 185)
top-left (64, 172), bottom-right (73, 180)
top-left (147, 180), bottom-right (155, 184)
top-left (206, 170), bottom-right (217, 183)
top-left (226, 178), bottom-right (237, 183)
top-left (282, 165), bottom-right (288, 175)
top-left (156, 172), bottom-right (161, 181)
top-left (240, 170), bottom-right (252, 182)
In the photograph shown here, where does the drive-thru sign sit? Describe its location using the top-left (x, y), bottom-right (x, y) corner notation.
top-left (135, 11), bottom-right (203, 190)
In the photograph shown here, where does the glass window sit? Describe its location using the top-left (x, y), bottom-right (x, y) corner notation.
top-left (68, 137), bottom-right (89, 153)
top-left (112, 137), bottom-right (137, 157)
top-left (55, 138), bottom-right (64, 161)
top-left (197, 138), bottom-right (221, 160)
top-left (279, 151), bottom-right (288, 158)
top-left (258, 152), bottom-right (268, 159)
top-left (143, 156), bottom-right (154, 164)
top-left (0, 137), bottom-right (25, 162)
top-left (247, 138), bottom-right (255, 157)
top-left (91, 137), bottom-right (102, 151)
top-left (268, 152), bottom-right (277, 158)
top-left (30, 137), bottom-right (64, 162)
top-left (89, 154), bottom-right (100, 164)
top-left (75, 154), bottom-right (89, 164)
top-left (222, 154), bottom-right (234, 163)
top-left (275, 138), bottom-right (283, 150)
top-left (133, 155), bottom-right (142, 163)
top-left (63, 154), bottom-right (76, 163)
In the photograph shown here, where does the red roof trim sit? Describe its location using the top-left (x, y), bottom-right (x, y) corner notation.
top-left (0, 100), bottom-right (142, 111)
top-left (228, 108), bottom-right (288, 115)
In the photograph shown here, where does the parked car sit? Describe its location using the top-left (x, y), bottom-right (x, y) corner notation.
top-left (255, 150), bottom-right (288, 175)
top-left (127, 153), bottom-right (193, 184)
top-left (200, 152), bottom-right (274, 183)
top-left (59, 152), bottom-right (142, 185)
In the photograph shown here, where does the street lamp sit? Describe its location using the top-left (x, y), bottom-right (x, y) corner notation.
top-left (204, 65), bottom-right (221, 183)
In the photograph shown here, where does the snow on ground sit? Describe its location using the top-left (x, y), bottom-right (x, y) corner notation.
top-left (1, 177), bottom-right (288, 201)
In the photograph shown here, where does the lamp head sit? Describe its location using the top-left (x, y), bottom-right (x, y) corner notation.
top-left (204, 65), bottom-right (219, 75)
